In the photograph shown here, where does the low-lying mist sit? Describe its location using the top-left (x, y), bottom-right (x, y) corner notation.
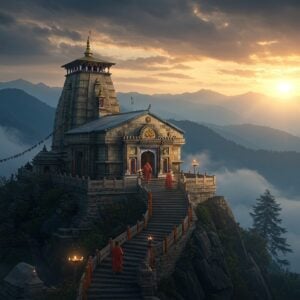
top-left (0, 126), bottom-right (51, 177)
top-left (183, 152), bottom-right (300, 273)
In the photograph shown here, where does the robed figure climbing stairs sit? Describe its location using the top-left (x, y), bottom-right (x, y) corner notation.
top-left (87, 178), bottom-right (189, 300)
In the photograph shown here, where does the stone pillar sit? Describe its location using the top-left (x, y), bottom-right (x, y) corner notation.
top-left (124, 142), bottom-right (128, 175)
top-left (137, 146), bottom-right (141, 171)
top-left (158, 146), bottom-right (163, 177)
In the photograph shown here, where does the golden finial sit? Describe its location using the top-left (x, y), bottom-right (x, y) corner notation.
top-left (84, 31), bottom-right (93, 57)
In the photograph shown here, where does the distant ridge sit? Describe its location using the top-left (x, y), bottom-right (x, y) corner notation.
top-left (0, 79), bottom-right (61, 107)
top-left (206, 123), bottom-right (300, 152)
top-left (0, 88), bottom-right (55, 144)
top-left (3, 78), bottom-right (300, 134)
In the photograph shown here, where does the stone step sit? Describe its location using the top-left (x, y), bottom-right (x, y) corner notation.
top-left (87, 184), bottom-right (187, 299)
top-left (94, 267), bottom-right (138, 275)
top-left (88, 294), bottom-right (141, 300)
top-left (151, 210), bottom-right (183, 217)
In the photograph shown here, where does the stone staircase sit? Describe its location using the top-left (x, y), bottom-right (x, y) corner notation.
top-left (87, 178), bottom-right (188, 299)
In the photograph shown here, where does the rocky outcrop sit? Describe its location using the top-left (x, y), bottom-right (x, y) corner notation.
top-left (157, 196), bottom-right (272, 300)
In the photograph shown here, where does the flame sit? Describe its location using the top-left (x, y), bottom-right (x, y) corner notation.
top-left (68, 255), bottom-right (84, 262)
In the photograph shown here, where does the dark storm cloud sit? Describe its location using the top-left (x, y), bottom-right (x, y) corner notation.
top-left (0, 8), bottom-right (82, 64)
top-left (199, 0), bottom-right (300, 14)
top-left (1, 0), bottom-right (300, 64)
top-left (32, 25), bottom-right (81, 41)
top-left (0, 11), bottom-right (15, 25)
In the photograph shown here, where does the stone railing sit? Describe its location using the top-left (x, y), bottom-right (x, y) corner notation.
top-left (138, 188), bottom-right (194, 299)
top-left (178, 172), bottom-right (216, 188)
top-left (52, 173), bottom-right (139, 193)
top-left (88, 177), bottom-right (138, 192)
top-left (76, 183), bottom-right (152, 300)
top-left (51, 173), bottom-right (88, 192)
top-left (178, 172), bottom-right (216, 205)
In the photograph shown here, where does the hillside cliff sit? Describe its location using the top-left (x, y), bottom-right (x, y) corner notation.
top-left (157, 196), bottom-right (272, 300)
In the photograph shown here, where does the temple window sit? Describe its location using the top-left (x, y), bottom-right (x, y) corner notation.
top-left (99, 97), bottom-right (104, 107)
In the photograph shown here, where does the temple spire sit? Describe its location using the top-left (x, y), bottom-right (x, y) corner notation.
top-left (84, 35), bottom-right (93, 57)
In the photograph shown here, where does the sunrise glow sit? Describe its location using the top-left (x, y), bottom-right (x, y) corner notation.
top-left (277, 81), bottom-right (294, 97)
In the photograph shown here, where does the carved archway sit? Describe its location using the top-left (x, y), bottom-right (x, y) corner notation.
top-left (141, 150), bottom-right (156, 176)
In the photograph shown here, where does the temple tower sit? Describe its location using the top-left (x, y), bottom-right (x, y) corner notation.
top-left (52, 37), bottom-right (120, 152)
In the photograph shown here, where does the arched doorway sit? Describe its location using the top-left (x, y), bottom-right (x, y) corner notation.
top-left (141, 150), bottom-right (156, 176)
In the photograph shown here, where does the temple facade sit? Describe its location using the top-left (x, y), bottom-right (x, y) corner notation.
top-left (33, 38), bottom-right (185, 179)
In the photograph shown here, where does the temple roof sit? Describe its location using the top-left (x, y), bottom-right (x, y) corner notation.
top-left (62, 36), bottom-right (115, 69)
top-left (62, 55), bottom-right (115, 69)
top-left (66, 110), bottom-right (184, 134)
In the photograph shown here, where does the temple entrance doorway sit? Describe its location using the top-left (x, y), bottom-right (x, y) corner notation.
top-left (141, 150), bottom-right (156, 177)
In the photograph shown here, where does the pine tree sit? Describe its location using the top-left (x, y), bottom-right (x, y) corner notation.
top-left (250, 189), bottom-right (292, 266)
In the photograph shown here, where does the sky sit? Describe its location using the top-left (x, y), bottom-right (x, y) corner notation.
top-left (1, 0), bottom-right (300, 96)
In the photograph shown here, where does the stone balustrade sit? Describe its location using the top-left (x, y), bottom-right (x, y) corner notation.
top-left (88, 177), bottom-right (138, 192)
top-left (51, 173), bottom-right (88, 192)
top-left (178, 172), bottom-right (217, 206)
top-left (51, 173), bottom-right (139, 193)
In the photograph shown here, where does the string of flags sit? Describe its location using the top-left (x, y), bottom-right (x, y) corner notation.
top-left (0, 111), bottom-right (73, 164)
top-left (0, 132), bottom-right (53, 163)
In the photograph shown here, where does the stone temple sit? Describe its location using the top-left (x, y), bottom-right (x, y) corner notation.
top-left (34, 38), bottom-right (185, 179)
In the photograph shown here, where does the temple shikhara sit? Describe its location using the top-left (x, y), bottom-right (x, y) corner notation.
top-left (34, 37), bottom-right (185, 179)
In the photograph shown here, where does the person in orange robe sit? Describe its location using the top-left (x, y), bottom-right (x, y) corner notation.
top-left (143, 162), bottom-right (152, 183)
top-left (165, 169), bottom-right (173, 189)
top-left (112, 241), bottom-right (124, 273)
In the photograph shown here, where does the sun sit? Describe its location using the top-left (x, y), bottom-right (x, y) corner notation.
top-left (277, 81), bottom-right (294, 97)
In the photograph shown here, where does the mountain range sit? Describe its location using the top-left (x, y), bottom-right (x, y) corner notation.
top-left (0, 88), bottom-right (55, 144)
top-left (1, 86), bottom-right (300, 196)
top-left (206, 123), bottom-right (300, 152)
top-left (118, 90), bottom-right (300, 136)
top-left (0, 79), bottom-right (61, 108)
top-left (2, 79), bottom-right (300, 135)
top-left (2, 80), bottom-right (300, 152)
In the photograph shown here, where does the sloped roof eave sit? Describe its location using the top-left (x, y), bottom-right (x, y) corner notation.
top-left (66, 110), bottom-right (184, 135)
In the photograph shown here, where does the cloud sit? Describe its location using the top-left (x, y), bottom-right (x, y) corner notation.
top-left (1, 0), bottom-right (300, 65)
top-left (157, 72), bottom-right (194, 79)
top-left (218, 69), bottom-right (257, 78)
top-left (0, 126), bottom-right (51, 177)
top-left (0, 10), bottom-right (81, 64)
top-left (216, 167), bottom-right (300, 273)
top-left (182, 151), bottom-right (300, 272)
top-left (0, 11), bottom-right (15, 25)
top-left (116, 56), bottom-right (171, 71)
top-left (114, 76), bottom-right (174, 84)
top-left (115, 56), bottom-right (192, 72)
